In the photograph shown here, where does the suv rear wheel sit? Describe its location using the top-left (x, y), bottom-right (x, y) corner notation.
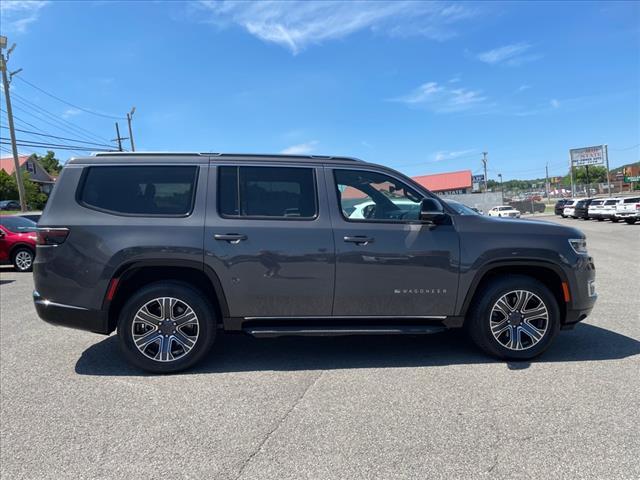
top-left (117, 281), bottom-right (216, 373)
top-left (466, 275), bottom-right (560, 360)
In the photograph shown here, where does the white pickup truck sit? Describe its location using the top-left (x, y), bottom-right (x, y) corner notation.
top-left (614, 196), bottom-right (640, 224)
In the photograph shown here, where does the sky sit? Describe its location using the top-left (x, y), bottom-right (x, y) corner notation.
top-left (0, 0), bottom-right (638, 180)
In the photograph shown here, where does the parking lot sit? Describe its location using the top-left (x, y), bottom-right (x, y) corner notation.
top-left (0, 216), bottom-right (638, 479)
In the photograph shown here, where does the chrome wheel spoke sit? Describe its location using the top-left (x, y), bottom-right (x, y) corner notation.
top-left (507, 326), bottom-right (522, 350)
top-left (173, 331), bottom-right (196, 350)
top-left (494, 297), bottom-right (513, 316)
top-left (514, 290), bottom-right (532, 311)
top-left (520, 320), bottom-right (545, 343)
top-left (523, 304), bottom-right (547, 321)
top-left (135, 330), bottom-right (161, 349)
top-left (491, 318), bottom-right (510, 336)
top-left (131, 297), bottom-right (200, 363)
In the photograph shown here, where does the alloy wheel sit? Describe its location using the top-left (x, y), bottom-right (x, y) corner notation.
top-left (131, 297), bottom-right (200, 362)
top-left (489, 290), bottom-right (549, 351)
top-left (14, 250), bottom-right (33, 271)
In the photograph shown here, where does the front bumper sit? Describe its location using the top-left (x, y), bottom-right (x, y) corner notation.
top-left (33, 290), bottom-right (110, 334)
top-left (562, 255), bottom-right (597, 327)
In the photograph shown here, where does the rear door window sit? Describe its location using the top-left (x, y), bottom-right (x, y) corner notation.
top-left (78, 166), bottom-right (198, 215)
top-left (218, 166), bottom-right (317, 219)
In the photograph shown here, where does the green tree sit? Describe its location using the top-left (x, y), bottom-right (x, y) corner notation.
top-left (31, 151), bottom-right (63, 175)
top-left (574, 166), bottom-right (607, 184)
top-left (0, 170), bottom-right (19, 200)
top-left (0, 170), bottom-right (48, 209)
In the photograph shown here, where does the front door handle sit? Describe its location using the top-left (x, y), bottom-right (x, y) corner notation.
top-left (214, 233), bottom-right (247, 244)
top-left (344, 235), bottom-right (374, 245)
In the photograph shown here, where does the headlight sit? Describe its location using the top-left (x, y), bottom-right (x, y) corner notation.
top-left (569, 238), bottom-right (587, 254)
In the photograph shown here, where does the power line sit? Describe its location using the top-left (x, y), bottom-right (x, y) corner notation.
top-left (0, 125), bottom-right (114, 148)
top-left (9, 91), bottom-right (112, 144)
top-left (2, 107), bottom-right (94, 155)
top-left (14, 75), bottom-right (126, 120)
top-left (0, 139), bottom-right (113, 152)
top-left (609, 143), bottom-right (640, 152)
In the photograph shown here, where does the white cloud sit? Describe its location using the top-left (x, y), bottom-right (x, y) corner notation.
top-left (392, 81), bottom-right (487, 113)
top-left (476, 42), bottom-right (539, 66)
top-left (433, 149), bottom-right (476, 162)
top-left (280, 140), bottom-right (318, 155)
top-left (193, 1), bottom-right (478, 54)
top-left (0, 1), bottom-right (49, 33)
top-left (61, 108), bottom-right (81, 119)
top-left (517, 84), bottom-right (531, 92)
top-left (550, 98), bottom-right (560, 108)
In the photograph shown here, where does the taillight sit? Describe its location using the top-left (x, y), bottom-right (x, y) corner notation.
top-left (636, 204), bottom-right (640, 211)
top-left (36, 228), bottom-right (69, 245)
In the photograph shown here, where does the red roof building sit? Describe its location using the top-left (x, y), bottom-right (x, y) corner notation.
top-left (1, 155), bottom-right (56, 193)
top-left (412, 170), bottom-right (472, 194)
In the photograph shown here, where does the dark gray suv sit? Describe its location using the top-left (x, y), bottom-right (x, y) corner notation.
top-left (33, 153), bottom-right (597, 372)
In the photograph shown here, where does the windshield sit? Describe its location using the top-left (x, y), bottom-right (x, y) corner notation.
top-left (0, 216), bottom-right (37, 233)
top-left (444, 199), bottom-right (479, 215)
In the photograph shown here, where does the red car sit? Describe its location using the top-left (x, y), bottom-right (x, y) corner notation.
top-left (0, 215), bottom-right (37, 272)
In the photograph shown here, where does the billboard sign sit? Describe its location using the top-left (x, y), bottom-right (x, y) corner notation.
top-left (570, 145), bottom-right (605, 167)
top-left (472, 174), bottom-right (485, 192)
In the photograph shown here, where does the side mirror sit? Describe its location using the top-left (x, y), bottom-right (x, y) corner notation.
top-left (420, 198), bottom-right (446, 223)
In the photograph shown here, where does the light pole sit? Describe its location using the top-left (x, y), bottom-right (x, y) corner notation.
top-left (498, 173), bottom-right (503, 203)
top-left (126, 106), bottom-right (136, 152)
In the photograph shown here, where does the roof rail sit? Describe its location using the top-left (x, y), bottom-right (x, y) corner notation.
top-left (94, 152), bottom-right (364, 162)
top-left (94, 152), bottom-right (203, 157)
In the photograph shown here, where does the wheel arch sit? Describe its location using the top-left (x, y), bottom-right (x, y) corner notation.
top-left (459, 260), bottom-right (568, 324)
top-left (105, 260), bottom-right (229, 334)
top-left (9, 242), bottom-right (35, 260)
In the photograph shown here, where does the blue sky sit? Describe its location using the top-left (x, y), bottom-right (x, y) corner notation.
top-left (1, 0), bottom-right (638, 180)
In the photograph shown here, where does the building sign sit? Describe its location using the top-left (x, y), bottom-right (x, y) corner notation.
top-left (624, 176), bottom-right (640, 182)
top-left (472, 174), bottom-right (485, 192)
top-left (570, 145), bottom-right (605, 167)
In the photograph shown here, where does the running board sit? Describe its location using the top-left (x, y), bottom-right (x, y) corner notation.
top-left (243, 325), bottom-right (447, 338)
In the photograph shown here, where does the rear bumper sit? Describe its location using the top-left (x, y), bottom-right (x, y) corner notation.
top-left (33, 290), bottom-right (110, 334)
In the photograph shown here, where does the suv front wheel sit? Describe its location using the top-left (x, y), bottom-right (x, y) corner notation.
top-left (466, 275), bottom-right (560, 360)
top-left (117, 281), bottom-right (217, 373)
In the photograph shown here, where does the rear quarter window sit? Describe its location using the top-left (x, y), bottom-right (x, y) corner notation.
top-left (77, 165), bottom-right (198, 216)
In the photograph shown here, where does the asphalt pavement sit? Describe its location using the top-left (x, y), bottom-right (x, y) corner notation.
top-left (1, 216), bottom-right (638, 479)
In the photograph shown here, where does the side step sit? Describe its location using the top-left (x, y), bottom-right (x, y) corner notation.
top-left (243, 325), bottom-right (447, 338)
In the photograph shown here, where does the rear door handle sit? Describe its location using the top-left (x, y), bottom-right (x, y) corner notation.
top-left (214, 233), bottom-right (247, 244)
top-left (344, 235), bottom-right (374, 245)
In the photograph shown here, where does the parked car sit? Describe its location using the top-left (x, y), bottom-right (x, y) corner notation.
top-left (588, 199), bottom-right (604, 220)
top-left (554, 199), bottom-right (570, 216)
top-left (509, 200), bottom-right (545, 214)
top-left (17, 213), bottom-right (41, 223)
top-left (573, 199), bottom-right (594, 220)
top-left (600, 198), bottom-right (621, 221)
top-left (614, 196), bottom-right (640, 224)
top-left (0, 215), bottom-right (37, 272)
top-left (562, 199), bottom-right (581, 218)
top-left (33, 152), bottom-right (597, 373)
top-left (487, 206), bottom-right (521, 218)
top-left (0, 200), bottom-right (21, 211)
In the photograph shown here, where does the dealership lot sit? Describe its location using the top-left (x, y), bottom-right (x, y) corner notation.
top-left (1, 217), bottom-right (638, 479)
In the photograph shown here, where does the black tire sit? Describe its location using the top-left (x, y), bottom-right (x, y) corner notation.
top-left (561, 214), bottom-right (566, 218)
top-left (597, 218), bottom-right (604, 221)
top-left (610, 218), bottom-right (619, 223)
top-left (465, 275), bottom-right (560, 361)
top-left (117, 281), bottom-right (217, 373)
top-left (12, 247), bottom-right (34, 272)
top-left (625, 218), bottom-right (637, 224)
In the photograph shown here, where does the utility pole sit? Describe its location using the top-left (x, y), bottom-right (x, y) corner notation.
top-left (126, 106), bottom-right (136, 152)
top-left (545, 163), bottom-right (550, 201)
top-left (498, 173), bottom-right (503, 203)
top-left (0, 36), bottom-right (27, 212)
top-left (112, 122), bottom-right (128, 152)
top-left (481, 152), bottom-right (488, 192)
top-left (604, 144), bottom-right (611, 195)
